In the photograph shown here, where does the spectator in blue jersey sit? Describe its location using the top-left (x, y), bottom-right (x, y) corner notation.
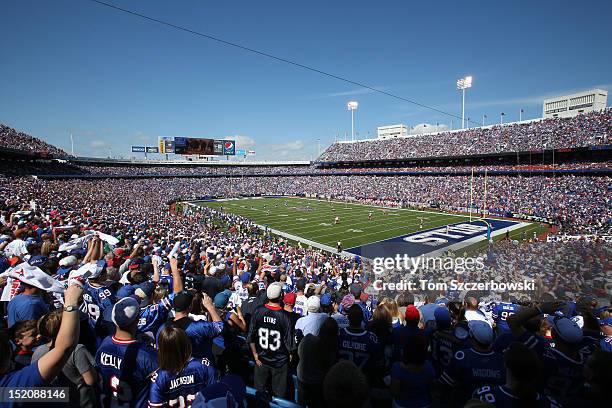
top-left (349, 283), bottom-right (372, 321)
top-left (149, 326), bottom-right (216, 408)
top-left (295, 296), bottom-right (328, 340)
top-left (564, 350), bottom-right (611, 407)
top-left (136, 257), bottom-right (184, 341)
top-left (331, 294), bottom-right (352, 330)
top-left (96, 297), bottom-right (158, 408)
top-left (492, 292), bottom-right (520, 334)
top-left (0, 283), bottom-right (82, 388)
top-left (472, 343), bottom-right (561, 408)
top-left (297, 317), bottom-right (338, 407)
top-left (338, 304), bottom-right (383, 385)
top-left (117, 259), bottom-right (147, 298)
top-left (391, 305), bottom-right (424, 361)
top-left (507, 300), bottom-right (589, 404)
top-left (429, 307), bottom-right (469, 376)
top-left (211, 289), bottom-right (248, 374)
top-left (391, 334), bottom-right (436, 408)
top-left (79, 237), bottom-right (120, 343)
top-left (439, 320), bottom-right (505, 407)
top-left (9, 320), bottom-right (38, 369)
top-left (7, 281), bottom-right (49, 328)
top-left (158, 289), bottom-right (223, 363)
top-left (599, 317), bottom-right (612, 352)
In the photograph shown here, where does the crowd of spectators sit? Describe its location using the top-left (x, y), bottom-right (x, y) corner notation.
top-left (319, 109), bottom-right (612, 162)
top-left (0, 124), bottom-right (68, 157)
top-left (0, 173), bottom-right (610, 407)
top-left (0, 113), bottom-right (609, 406)
top-left (1, 159), bottom-right (608, 178)
top-left (1, 173), bottom-right (608, 235)
top-left (72, 162), bottom-right (611, 177)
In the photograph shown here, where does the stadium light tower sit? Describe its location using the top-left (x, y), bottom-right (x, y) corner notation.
top-left (456, 76), bottom-right (473, 129)
top-left (347, 101), bottom-right (359, 141)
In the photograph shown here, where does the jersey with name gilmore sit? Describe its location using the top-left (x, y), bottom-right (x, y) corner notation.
top-left (95, 336), bottom-right (158, 408)
top-left (247, 304), bottom-right (295, 368)
top-left (148, 358), bottom-right (216, 408)
top-left (338, 327), bottom-right (383, 371)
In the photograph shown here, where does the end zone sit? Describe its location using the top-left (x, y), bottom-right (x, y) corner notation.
top-left (347, 219), bottom-right (530, 259)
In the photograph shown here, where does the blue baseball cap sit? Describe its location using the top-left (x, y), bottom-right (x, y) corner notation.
top-left (469, 320), bottom-right (494, 345)
top-left (551, 316), bottom-right (583, 344)
top-left (434, 307), bottom-right (452, 329)
top-left (240, 272), bottom-right (250, 284)
top-left (56, 266), bottom-right (73, 276)
top-left (214, 290), bottom-right (231, 309)
top-left (320, 293), bottom-right (332, 306)
top-left (220, 275), bottom-right (231, 287)
top-left (601, 317), bottom-right (612, 327)
top-left (28, 255), bottom-right (48, 267)
top-left (135, 282), bottom-right (155, 299)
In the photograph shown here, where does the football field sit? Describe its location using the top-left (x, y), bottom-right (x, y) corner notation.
top-left (192, 197), bottom-right (539, 257)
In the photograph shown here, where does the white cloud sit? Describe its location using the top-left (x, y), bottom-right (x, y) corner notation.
top-left (228, 135), bottom-right (256, 149)
top-left (308, 86), bottom-right (388, 99)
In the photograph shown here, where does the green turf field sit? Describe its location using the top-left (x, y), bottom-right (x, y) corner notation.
top-left (193, 197), bottom-right (481, 249)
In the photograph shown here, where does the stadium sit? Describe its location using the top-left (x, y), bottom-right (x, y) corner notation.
top-left (0, 2), bottom-right (610, 408)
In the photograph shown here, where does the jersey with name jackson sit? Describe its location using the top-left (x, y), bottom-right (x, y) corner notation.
top-left (95, 336), bottom-right (158, 408)
top-left (148, 358), bottom-right (216, 408)
top-left (248, 304), bottom-right (295, 368)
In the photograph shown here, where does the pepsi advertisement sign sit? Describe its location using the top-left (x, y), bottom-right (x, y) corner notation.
top-left (223, 140), bottom-right (235, 155)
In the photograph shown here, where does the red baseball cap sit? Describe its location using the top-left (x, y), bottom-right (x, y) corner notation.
top-left (405, 305), bottom-right (421, 322)
top-left (283, 292), bottom-right (296, 306)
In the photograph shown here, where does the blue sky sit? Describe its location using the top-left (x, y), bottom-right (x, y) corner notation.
top-left (1, 0), bottom-right (610, 160)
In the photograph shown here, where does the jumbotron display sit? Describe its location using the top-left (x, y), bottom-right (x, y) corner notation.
top-left (173, 137), bottom-right (235, 155)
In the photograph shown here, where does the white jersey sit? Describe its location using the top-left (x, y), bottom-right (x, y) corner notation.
top-left (294, 294), bottom-right (308, 316)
